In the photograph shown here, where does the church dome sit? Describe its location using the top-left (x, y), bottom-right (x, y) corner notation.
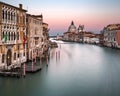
top-left (68, 21), bottom-right (76, 32)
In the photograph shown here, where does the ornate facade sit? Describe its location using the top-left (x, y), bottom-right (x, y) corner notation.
top-left (0, 2), bottom-right (27, 69)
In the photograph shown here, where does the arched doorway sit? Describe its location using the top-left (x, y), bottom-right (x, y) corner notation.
top-left (6, 49), bottom-right (12, 66)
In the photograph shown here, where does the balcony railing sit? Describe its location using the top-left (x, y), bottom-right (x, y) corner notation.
top-left (1, 40), bottom-right (17, 45)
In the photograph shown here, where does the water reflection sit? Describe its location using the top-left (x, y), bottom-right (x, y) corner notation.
top-left (1, 41), bottom-right (120, 96)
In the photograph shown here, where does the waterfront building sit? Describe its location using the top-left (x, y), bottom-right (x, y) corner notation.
top-left (0, 2), bottom-right (27, 69)
top-left (63, 21), bottom-right (83, 42)
top-left (26, 14), bottom-right (43, 61)
top-left (42, 22), bottom-right (49, 56)
top-left (63, 21), bottom-right (100, 44)
top-left (102, 24), bottom-right (120, 48)
top-left (68, 21), bottom-right (77, 33)
top-left (83, 32), bottom-right (100, 44)
top-left (0, 1), bottom-right (50, 70)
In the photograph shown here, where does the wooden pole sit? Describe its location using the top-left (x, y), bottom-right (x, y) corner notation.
top-left (46, 55), bottom-right (48, 66)
top-left (56, 51), bottom-right (57, 62)
top-left (32, 61), bottom-right (34, 72)
top-left (23, 63), bottom-right (26, 78)
top-left (58, 50), bottom-right (60, 59)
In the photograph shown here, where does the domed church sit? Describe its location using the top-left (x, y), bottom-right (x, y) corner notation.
top-left (63, 21), bottom-right (85, 42)
top-left (68, 21), bottom-right (77, 32)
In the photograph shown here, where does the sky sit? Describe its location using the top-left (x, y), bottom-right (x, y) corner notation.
top-left (1, 0), bottom-right (120, 36)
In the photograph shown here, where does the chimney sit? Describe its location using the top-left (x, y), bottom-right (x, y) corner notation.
top-left (19, 4), bottom-right (22, 9)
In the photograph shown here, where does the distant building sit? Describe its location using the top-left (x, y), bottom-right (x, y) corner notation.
top-left (0, 2), bottom-right (27, 69)
top-left (68, 21), bottom-right (77, 32)
top-left (102, 24), bottom-right (120, 48)
top-left (63, 21), bottom-right (84, 42)
top-left (63, 21), bottom-right (100, 43)
top-left (83, 32), bottom-right (100, 44)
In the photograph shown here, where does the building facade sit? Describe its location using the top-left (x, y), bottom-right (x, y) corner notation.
top-left (63, 21), bottom-right (100, 44)
top-left (63, 21), bottom-right (83, 42)
top-left (0, 1), bottom-right (50, 69)
top-left (103, 24), bottom-right (120, 48)
top-left (26, 14), bottom-right (44, 61)
top-left (42, 22), bottom-right (49, 55)
top-left (0, 2), bottom-right (27, 69)
top-left (63, 21), bottom-right (89, 42)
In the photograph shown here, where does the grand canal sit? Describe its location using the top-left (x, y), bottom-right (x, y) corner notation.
top-left (1, 40), bottom-right (120, 96)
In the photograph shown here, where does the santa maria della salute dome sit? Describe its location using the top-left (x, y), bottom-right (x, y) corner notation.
top-left (68, 21), bottom-right (84, 33)
top-left (68, 21), bottom-right (77, 32)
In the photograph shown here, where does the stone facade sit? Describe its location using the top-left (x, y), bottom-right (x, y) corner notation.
top-left (0, 2), bottom-right (27, 69)
top-left (103, 24), bottom-right (120, 48)
top-left (26, 14), bottom-right (44, 61)
top-left (42, 22), bottom-right (49, 55)
top-left (0, 1), bottom-right (49, 69)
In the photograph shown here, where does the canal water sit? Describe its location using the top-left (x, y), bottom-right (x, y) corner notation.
top-left (1, 40), bottom-right (120, 96)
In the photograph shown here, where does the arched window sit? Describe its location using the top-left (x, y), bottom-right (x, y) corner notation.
top-left (5, 11), bottom-right (7, 20)
top-left (2, 31), bottom-right (5, 39)
top-left (11, 32), bottom-right (13, 40)
top-left (11, 12), bottom-right (13, 21)
top-left (2, 54), bottom-right (5, 63)
top-left (14, 53), bottom-right (16, 60)
top-left (14, 32), bottom-right (16, 40)
top-left (17, 32), bottom-right (19, 40)
top-left (8, 11), bottom-right (10, 20)
top-left (8, 32), bottom-right (10, 41)
top-left (14, 13), bottom-right (15, 22)
top-left (2, 10), bottom-right (4, 19)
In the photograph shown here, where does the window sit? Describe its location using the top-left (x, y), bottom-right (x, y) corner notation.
top-left (5, 11), bottom-right (7, 20)
top-left (2, 31), bottom-right (5, 39)
top-left (2, 10), bottom-right (4, 19)
top-left (8, 11), bottom-right (10, 20)
top-left (24, 52), bottom-right (25, 56)
top-left (8, 32), bottom-right (10, 41)
top-left (114, 38), bottom-right (116, 41)
top-left (18, 45), bottom-right (20, 50)
top-left (18, 53), bottom-right (19, 58)
top-left (14, 53), bottom-right (16, 60)
top-left (2, 54), bottom-right (5, 63)
top-left (11, 32), bottom-right (13, 40)
top-left (17, 14), bottom-right (19, 23)
top-left (17, 32), bottom-right (19, 40)
top-left (14, 32), bottom-right (16, 40)
top-left (11, 13), bottom-right (13, 21)
top-left (13, 13), bottom-right (15, 21)
top-left (41, 38), bottom-right (43, 42)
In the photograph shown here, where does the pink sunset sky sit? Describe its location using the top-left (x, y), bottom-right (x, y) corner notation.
top-left (1, 0), bottom-right (120, 36)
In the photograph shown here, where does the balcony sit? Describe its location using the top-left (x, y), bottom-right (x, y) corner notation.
top-left (2, 41), bottom-right (16, 45)
top-left (30, 34), bottom-right (40, 38)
